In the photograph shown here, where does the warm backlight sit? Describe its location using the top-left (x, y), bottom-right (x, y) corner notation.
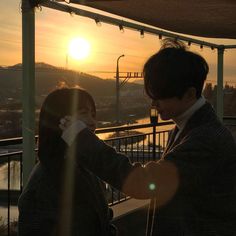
top-left (68, 37), bottom-right (91, 60)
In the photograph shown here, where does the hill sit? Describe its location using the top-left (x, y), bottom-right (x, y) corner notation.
top-left (0, 62), bottom-right (142, 98)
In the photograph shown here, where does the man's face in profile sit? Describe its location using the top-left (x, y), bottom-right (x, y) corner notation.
top-left (152, 97), bottom-right (186, 120)
top-left (152, 88), bottom-right (197, 120)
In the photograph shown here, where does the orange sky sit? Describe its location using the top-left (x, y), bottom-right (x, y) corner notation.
top-left (1, 0), bottom-right (236, 86)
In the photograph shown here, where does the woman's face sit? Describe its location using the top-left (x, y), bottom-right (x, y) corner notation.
top-left (76, 101), bottom-right (96, 132)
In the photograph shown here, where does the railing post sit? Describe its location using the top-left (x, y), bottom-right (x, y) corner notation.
top-left (22, 0), bottom-right (36, 186)
top-left (152, 124), bottom-right (156, 160)
top-left (217, 46), bottom-right (224, 122)
top-left (7, 157), bottom-right (10, 236)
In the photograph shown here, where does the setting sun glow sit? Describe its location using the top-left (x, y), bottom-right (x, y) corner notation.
top-left (68, 37), bottom-right (91, 60)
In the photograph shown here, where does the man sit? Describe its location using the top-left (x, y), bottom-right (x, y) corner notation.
top-left (61, 39), bottom-right (236, 235)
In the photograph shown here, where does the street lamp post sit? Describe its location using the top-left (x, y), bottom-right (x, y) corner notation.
top-left (150, 106), bottom-right (158, 159)
top-left (116, 54), bottom-right (125, 124)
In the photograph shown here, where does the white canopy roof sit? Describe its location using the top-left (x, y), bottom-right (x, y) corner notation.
top-left (69, 0), bottom-right (236, 39)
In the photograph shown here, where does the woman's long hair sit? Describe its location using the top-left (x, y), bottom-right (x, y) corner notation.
top-left (38, 88), bottom-right (96, 166)
top-left (38, 88), bottom-right (96, 236)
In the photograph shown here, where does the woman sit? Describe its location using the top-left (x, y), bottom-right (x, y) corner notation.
top-left (18, 88), bottom-right (116, 236)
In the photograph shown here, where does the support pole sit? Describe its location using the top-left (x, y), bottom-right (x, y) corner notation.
top-left (216, 46), bottom-right (224, 122)
top-left (22, 0), bottom-right (35, 186)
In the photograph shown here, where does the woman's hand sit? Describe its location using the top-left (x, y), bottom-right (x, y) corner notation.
top-left (59, 115), bottom-right (74, 131)
top-left (59, 111), bottom-right (96, 146)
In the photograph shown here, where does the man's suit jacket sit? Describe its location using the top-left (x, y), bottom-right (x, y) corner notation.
top-left (152, 102), bottom-right (236, 235)
top-left (72, 102), bottom-right (236, 236)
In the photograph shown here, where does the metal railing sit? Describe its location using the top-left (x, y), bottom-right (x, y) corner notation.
top-left (0, 121), bottom-right (173, 235)
top-left (1, 117), bottom-right (235, 235)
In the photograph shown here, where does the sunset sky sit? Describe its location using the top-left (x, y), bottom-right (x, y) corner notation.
top-left (1, 0), bottom-right (236, 86)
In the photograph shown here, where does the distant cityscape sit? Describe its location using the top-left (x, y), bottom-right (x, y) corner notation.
top-left (0, 63), bottom-right (235, 139)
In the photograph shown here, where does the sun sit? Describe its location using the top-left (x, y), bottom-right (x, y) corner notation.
top-left (68, 37), bottom-right (91, 60)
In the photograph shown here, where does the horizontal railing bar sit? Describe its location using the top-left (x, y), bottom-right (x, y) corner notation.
top-left (223, 116), bottom-right (236, 120)
top-left (104, 133), bottom-right (146, 141)
top-left (95, 121), bottom-right (173, 134)
top-left (0, 151), bottom-right (22, 157)
top-left (0, 137), bottom-right (23, 146)
top-left (104, 131), bottom-right (168, 142)
top-left (0, 137), bottom-right (38, 147)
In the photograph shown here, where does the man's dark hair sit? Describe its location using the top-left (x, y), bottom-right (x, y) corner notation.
top-left (143, 38), bottom-right (209, 100)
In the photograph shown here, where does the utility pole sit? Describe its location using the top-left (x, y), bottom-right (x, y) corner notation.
top-left (115, 71), bottom-right (143, 124)
top-left (116, 54), bottom-right (125, 124)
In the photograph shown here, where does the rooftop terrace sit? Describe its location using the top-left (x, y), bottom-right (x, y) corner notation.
top-left (0, 117), bottom-right (235, 236)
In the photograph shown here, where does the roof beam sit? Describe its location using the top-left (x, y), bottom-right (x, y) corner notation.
top-left (39, 0), bottom-right (236, 49)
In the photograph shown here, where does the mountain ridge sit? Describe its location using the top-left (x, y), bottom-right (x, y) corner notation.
top-left (0, 62), bottom-right (144, 99)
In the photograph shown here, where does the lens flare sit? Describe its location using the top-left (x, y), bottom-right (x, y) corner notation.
top-left (149, 183), bottom-right (156, 191)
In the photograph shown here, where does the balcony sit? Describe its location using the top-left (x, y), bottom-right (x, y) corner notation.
top-left (1, 117), bottom-right (235, 236)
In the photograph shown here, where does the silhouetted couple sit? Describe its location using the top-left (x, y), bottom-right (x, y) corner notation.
top-left (18, 39), bottom-right (236, 236)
